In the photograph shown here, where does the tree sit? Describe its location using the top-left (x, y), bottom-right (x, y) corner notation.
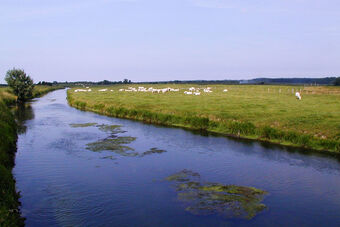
top-left (5, 68), bottom-right (34, 102)
top-left (334, 77), bottom-right (340, 86)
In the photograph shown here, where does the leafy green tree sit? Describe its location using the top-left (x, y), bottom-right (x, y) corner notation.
top-left (5, 68), bottom-right (34, 102)
top-left (334, 77), bottom-right (340, 86)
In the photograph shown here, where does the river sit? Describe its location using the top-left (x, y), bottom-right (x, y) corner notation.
top-left (13, 89), bottom-right (340, 226)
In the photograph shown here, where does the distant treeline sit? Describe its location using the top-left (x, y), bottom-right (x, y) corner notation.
top-left (243, 77), bottom-right (337, 85)
top-left (2, 77), bottom-right (338, 86)
top-left (135, 80), bottom-right (240, 85)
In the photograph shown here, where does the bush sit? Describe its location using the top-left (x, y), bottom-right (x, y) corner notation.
top-left (5, 68), bottom-right (34, 102)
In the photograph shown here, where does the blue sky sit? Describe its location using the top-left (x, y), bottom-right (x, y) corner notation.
top-left (1, 0), bottom-right (339, 83)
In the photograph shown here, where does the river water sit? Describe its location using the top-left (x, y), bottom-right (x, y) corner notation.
top-left (13, 89), bottom-right (340, 226)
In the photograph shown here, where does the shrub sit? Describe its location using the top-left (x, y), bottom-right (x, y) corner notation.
top-left (5, 68), bottom-right (34, 102)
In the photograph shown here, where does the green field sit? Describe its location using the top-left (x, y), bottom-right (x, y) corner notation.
top-left (67, 84), bottom-right (340, 152)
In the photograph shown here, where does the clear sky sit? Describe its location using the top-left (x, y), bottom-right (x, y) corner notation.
top-left (1, 0), bottom-right (339, 83)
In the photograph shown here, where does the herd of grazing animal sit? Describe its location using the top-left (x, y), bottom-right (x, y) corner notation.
top-left (74, 86), bottom-right (303, 100)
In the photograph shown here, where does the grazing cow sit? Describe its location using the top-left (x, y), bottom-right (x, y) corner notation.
top-left (98, 89), bottom-right (108, 92)
top-left (74, 89), bottom-right (87, 92)
top-left (295, 92), bottom-right (302, 100)
top-left (223, 89), bottom-right (228, 92)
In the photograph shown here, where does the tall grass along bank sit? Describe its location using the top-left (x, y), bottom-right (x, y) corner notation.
top-left (0, 101), bottom-right (24, 226)
top-left (67, 85), bottom-right (340, 153)
top-left (0, 85), bottom-right (63, 226)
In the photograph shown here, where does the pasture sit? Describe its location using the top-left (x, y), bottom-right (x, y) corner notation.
top-left (67, 84), bottom-right (340, 152)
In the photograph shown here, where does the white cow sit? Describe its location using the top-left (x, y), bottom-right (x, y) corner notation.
top-left (295, 92), bottom-right (302, 100)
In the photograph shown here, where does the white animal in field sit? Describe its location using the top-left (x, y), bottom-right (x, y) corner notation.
top-left (74, 89), bottom-right (87, 92)
top-left (223, 89), bottom-right (228, 92)
top-left (203, 88), bottom-right (212, 93)
top-left (295, 92), bottom-right (302, 100)
top-left (189, 87), bottom-right (195, 92)
top-left (119, 89), bottom-right (124, 91)
top-left (110, 90), bottom-right (113, 92)
top-left (194, 92), bottom-right (201, 95)
top-left (86, 87), bottom-right (89, 89)
top-left (184, 91), bottom-right (192, 95)
top-left (88, 89), bottom-right (92, 92)
top-left (98, 89), bottom-right (108, 92)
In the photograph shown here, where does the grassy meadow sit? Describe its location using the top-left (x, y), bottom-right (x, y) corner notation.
top-left (0, 85), bottom-right (63, 226)
top-left (67, 84), bottom-right (340, 152)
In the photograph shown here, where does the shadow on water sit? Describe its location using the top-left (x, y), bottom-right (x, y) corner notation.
top-left (12, 103), bottom-right (35, 135)
top-left (151, 123), bottom-right (340, 170)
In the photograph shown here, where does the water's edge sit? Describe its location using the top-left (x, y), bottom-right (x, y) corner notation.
top-left (0, 87), bottom-right (62, 226)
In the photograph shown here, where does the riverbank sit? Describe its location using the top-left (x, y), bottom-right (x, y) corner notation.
top-left (0, 86), bottom-right (63, 226)
top-left (67, 85), bottom-right (340, 153)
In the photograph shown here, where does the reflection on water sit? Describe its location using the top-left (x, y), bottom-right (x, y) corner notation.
top-left (13, 103), bottom-right (34, 134)
top-left (13, 89), bottom-right (340, 227)
top-left (166, 169), bottom-right (267, 219)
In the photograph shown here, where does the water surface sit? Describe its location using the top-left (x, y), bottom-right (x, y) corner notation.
top-left (14, 89), bottom-right (340, 226)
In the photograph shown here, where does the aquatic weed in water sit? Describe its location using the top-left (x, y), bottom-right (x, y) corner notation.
top-left (69, 123), bottom-right (97, 128)
top-left (96, 124), bottom-right (126, 134)
top-left (140, 148), bottom-right (167, 157)
top-left (166, 169), bottom-right (268, 219)
top-left (86, 136), bottom-right (138, 157)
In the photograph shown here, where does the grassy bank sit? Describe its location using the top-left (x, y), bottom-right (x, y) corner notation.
top-left (0, 85), bottom-right (63, 226)
top-left (67, 84), bottom-right (340, 153)
top-left (0, 101), bottom-right (23, 226)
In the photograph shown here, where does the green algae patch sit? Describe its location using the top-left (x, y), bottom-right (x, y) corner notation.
top-left (86, 136), bottom-right (138, 157)
top-left (140, 147), bottom-right (167, 157)
top-left (96, 124), bottom-right (126, 134)
top-left (166, 169), bottom-right (268, 219)
top-left (69, 123), bottom-right (97, 128)
top-left (101, 155), bottom-right (117, 160)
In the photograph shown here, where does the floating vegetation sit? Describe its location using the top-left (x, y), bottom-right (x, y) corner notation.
top-left (86, 136), bottom-right (138, 157)
top-left (140, 147), bottom-right (167, 157)
top-left (166, 169), bottom-right (268, 219)
top-left (69, 123), bottom-right (97, 128)
top-left (101, 155), bottom-right (117, 160)
top-left (96, 124), bottom-right (126, 134)
top-left (81, 123), bottom-right (167, 158)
